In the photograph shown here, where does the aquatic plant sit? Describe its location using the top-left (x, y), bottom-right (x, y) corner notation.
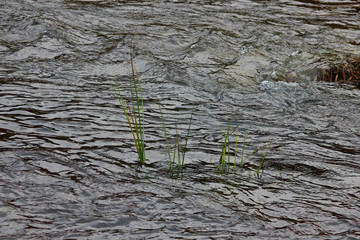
top-left (255, 139), bottom-right (272, 177)
top-left (109, 40), bottom-right (272, 176)
top-left (317, 57), bottom-right (360, 87)
top-left (109, 41), bottom-right (145, 163)
top-left (159, 106), bottom-right (194, 173)
top-left (218, 119), bottom-right (234, 173)
top-left (243, 141), bottom-right (273, 177)
top-left (217, 120), bottom-right (273, 177)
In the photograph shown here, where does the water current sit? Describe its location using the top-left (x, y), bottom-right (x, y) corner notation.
top-left (1, 0), bottom-right (360, 239)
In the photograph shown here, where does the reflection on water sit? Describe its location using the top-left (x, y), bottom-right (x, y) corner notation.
top-left (1, 0), bottom-right (360, 238)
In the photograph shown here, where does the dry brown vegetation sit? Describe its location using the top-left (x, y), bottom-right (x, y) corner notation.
top-left (317, 57), bottom-right (360, 87)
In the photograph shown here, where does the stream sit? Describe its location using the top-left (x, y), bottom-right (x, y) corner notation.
top-left (1, 0), bottom-right (360, 239)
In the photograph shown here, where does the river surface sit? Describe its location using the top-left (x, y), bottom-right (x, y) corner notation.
top-left (1, 0), bottom-right (360, 239)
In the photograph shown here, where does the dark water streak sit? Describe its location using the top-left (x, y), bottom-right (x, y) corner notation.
top-left (1, 0), bottom-right (360, 239)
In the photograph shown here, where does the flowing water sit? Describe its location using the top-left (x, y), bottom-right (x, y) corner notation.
top-left (1, 0), bottom-right (360, 239)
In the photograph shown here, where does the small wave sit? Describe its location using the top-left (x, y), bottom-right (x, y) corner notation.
top-left (259, 80), bottom-right (300, 91)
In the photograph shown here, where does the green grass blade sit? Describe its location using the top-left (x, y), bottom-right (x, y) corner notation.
top-left (159, 105), bottom-right (173, 172)
top-left (109, 77), bottom-right (142, 159)
top-left (218, 119), bottom-right (232, 173)
top-left (255, 140), bottom-right (273, 177)
top-left (108, 38), bottom-right (146, 163)
top-left (240, 123), bottom-right (247, 168)
top-left (225, 120), bottom-right (233, 172)
top-left (233, 127), bottom-right (239, 173)
top-left (175, 121), bottom-right (179, 171)
top-left (227, 131), bottom-right (231, 171)
top-left (134, 65), bottom-right (145, 162)
top-left (181, 107), bottom-right (194, 171)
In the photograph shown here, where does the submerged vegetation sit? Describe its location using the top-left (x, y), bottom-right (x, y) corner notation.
top-left (109, 42), bottom-right (272, 177)
top-left (317, 57), bottom-right (360, 88)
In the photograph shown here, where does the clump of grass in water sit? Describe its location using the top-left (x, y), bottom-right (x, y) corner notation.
top-left (218, 119), bottom-right (233, 173)
top-left (217, 120), bottom-right (273, 177)
top-left (108, 39), bottom-right (272, 175)
top-left (109, 40), bottom-right (145, 164)
top-left (159, 106), bottom-right (194, 174)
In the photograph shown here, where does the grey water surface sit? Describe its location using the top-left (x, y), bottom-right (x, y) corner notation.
top-left (1, 0), bottom-right (360, 239)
